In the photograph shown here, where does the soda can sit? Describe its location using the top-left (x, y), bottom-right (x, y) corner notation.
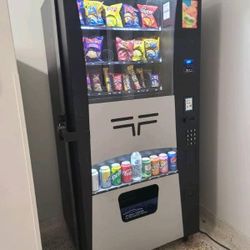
top-left (99, 166), bottom-right (111, 189)
top-left (142, 157), bottom-right (151, 179)
top-left (168, 151), bottom-right (177, 171)
top-left (150, 155), bottom-right (160, 176)
top-left (159, 153), bottom-right (169, 174)
top-left (92, 169), bottom-right (99, 192)
top-left (111, 163), bottom-right (122, 186)
top-left (121, 161), bottom-right (132, 183)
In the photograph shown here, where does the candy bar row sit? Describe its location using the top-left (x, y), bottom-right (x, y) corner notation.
top-left (77, 1), bottom-right (160, 29)
top-left (83, 36), bottom-right (160, 62)
top-left (87, 65), bottom-right (161, 93)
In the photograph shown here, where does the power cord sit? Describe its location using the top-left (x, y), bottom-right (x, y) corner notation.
top-left (199, 230), bottom-right (231, 250)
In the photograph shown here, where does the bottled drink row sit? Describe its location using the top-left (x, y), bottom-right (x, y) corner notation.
top-left (77, 1), bottom-right (161, 29)
top-left (92, 151), bottom-right (177, 193)
top-left (87, 65), bottom-right (161, 93)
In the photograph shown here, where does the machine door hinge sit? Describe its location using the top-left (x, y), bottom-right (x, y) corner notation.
top-left (58, 122), bottom-right (78, 142)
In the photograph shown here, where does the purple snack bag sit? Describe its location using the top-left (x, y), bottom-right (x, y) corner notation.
top-left (83, 36), bottom-right (104, 62)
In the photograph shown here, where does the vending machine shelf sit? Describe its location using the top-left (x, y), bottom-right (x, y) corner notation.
top-left (81, 26), bottom-right (172, 32)
top-left (81, 26), bottom-right (160, 32)
top-left (92, 170), bottom-right (178, 196)
top-left (88, 87), bottom-right (165, 103)
top-left (86, 58), bottom-right (162, 67)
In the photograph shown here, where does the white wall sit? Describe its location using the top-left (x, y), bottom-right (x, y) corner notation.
top-left (7, 0), bottom-right (63, 221)
top-left (201, 0), bottom-right (250, 239)
top-left (0, 0), bottom-right (42, 248)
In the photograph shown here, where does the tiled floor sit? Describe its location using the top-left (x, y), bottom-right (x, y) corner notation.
top-left (41, 220), bottom-right (224, 250)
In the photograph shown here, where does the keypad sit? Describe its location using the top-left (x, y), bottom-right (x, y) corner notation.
top-left (186, 128), bottom-right (197, 146)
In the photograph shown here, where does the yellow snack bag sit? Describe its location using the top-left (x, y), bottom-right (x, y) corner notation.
top-left (144, 37), bottom-right (160, 61)
top-left (85, 0), bottom-right (105, 26)
top-left (104, 4), bottom-right (123, 27)
top-left (132, 40), bottom-right (146, 62)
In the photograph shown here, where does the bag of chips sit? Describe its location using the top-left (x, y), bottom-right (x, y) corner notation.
top-left (123, 4), bottom-right (140, 28)
top-left (112, 73), bottom-right (123, 91)
top-left (116, 37), bottom-right (134, 61)
top-left (83, 36), bottom-right (104, 62)
top-left (136, 68), bottom-right (146, 88)
top-left (137, 4), bottom-right (158, 28)
top-left (85, 0), bottom-right (105, 26)
top-left (144, 37), bottom-right (160, 61)
top-left (87, 74), bottom-right (92, 91)
top-left (103, 68), bottom-right (112, 92)
top-left (127, 65), bottom-right (141, 90)
top-left (145, 70), bottom-right (160, 88)
top-left (123, 73), bottom-right (132, 91)
top-left (104, 4), bottom-right (123, 27)
top-left (76, 0), bottom-right (85, 26)
top-left (90, 73), bottom-right (103, 92)
top-left (132, 40), bottom-right (146, 61)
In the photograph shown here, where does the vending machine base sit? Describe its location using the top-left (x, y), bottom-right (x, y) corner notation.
top-left (93, 174), bottom-right (183, 250)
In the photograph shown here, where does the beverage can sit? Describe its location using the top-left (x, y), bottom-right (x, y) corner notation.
top-left (150, 155), bottom-right (160, 176)
top-left (121, 161), bottom-right (132, 183)
top-left (111, 163), bottom-right (122, 186)
top-left (92, 169), bottom-right (99, 192)
top-left (168, 151), bottom-right (177, 171)
top-left (131, 152), bottom-right (142, 182)
top-left (142, 157), bottom-right (151, 179)
top-left (99, 166), bottom-right (111, 188)
top-left (159, 153), bottom-right (169, 174)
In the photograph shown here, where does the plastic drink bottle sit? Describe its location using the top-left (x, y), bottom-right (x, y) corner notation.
top-left (131, 152), bottom-right (142, 181)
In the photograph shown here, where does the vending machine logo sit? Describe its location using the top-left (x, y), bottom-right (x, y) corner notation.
top-left (111, 113), bottom-right (159, 137)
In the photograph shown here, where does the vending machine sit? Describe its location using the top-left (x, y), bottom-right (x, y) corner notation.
top-left (42, 0), bottom-right (200, 249)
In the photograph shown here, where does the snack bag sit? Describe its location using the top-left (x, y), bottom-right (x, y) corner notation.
top-left (127, 65), bottom-right (141, 90)
top-left (137, 4), bottom-right (158, 28)
top-left (116, 37), bottom-right (134, 61)
top-left (144, 37), bottom-right (160, 61)
top-left (145, 70), bottom-right (160, 88)
top-left (123, 73), bottom-right (132, 91)
top-left (112, 73), bottom-right (123, 91)
top-left (123, 4), bottom-right (140, 28)
top-left (103, 68), bottom-right (112, 92)
top-left (90, 73), bottom-right (103, 92)
top-left (85, 0), bottom-right (105, 26)
top-left (77, 0), bottom-right (85, 26)
top-left (83, 36), bottom-right (104, 61)
top-left (151, 74), bottom-right (160, 88)
top-left (136, 68), bottom-right (146, 88)
top-left (87, 74), bottom-right (92, 91)
top-left (104, 4), bottom-right (123, 27)
top-left (132, 40), bottom-right (146, 61)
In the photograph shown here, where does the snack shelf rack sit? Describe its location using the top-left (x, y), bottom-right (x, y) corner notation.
top-left (86, 58), bottom-right (162, 66)
top-left (88, 87), bottom-right (165, 103)
top-left (81, 26), bottom-right (170, 32)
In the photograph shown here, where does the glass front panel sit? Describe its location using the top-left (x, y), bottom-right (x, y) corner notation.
top-left (76, 0), bottom-right (178, 194)
top-left (77, 0), bottom-right (177, 104)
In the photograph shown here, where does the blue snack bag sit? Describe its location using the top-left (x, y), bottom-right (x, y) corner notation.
top-left (76, 0), bottom-right (85, 26)
top-left (85, 0), bottom-right (105, 26)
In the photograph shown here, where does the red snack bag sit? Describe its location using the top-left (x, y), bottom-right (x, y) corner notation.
top-left (137, 4), bottom-right (158, 28)
top-left (112, 73), bottom-right (123, 91)
top-left (116, 37), bottom-right (134, 61)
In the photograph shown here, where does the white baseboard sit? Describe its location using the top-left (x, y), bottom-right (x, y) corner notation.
top-left (200, 206), bottom-right (250, 250)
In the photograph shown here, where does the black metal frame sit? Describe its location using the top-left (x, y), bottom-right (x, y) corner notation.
top-left (42, 0), bottom-right (201, 249)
